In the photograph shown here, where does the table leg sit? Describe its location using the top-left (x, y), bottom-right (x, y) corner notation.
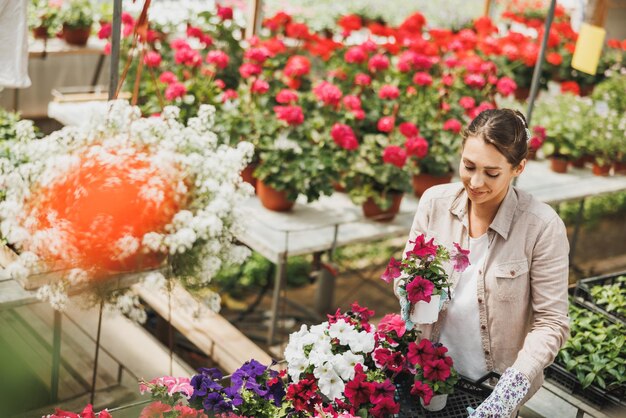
top-left (91, 54), bottom-right (106, 87)
top-left (50, 310), bottom-right (61, 403)
top-left (267, 259), bottom-right (286, 345)
top-left (569, 198), bottom-right (585, 266)
top-left (315, 262), bottom-right (336, 316)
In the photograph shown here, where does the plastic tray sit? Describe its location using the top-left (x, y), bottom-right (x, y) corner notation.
top-left (574, 271), bottom-right (626, 325)
top-left (395, 373), bottom-right (498, 418)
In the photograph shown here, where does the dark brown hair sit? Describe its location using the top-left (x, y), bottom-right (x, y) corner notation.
top-left (462, 108), bottom-right (529, 167)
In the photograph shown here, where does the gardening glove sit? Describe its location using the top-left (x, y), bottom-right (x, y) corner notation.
top-left (468, 367), bottom-right (530, 418)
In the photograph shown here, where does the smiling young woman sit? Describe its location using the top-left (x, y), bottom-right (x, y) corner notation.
top-left (398, 109), bottom-right (570, 417)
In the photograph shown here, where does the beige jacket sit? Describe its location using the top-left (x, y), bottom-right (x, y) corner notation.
top-left (397, 182), bottom-right (570, 400)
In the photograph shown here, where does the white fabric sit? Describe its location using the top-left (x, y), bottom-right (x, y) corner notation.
top-left (439, 233), bottom-right (489, 380)
top-left (0, 0), bottom-right (31, 88)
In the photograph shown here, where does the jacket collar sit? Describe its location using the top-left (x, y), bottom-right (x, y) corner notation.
top-left (449, 184), bottom-right (518, 240)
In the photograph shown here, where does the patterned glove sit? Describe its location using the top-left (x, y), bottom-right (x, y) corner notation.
top-left (469, 367), bottom-right (530, 418)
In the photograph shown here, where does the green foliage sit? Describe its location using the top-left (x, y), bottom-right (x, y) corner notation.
top-left (60, 0), bottom-right (94, 29)
top-left (557, 301), bottom-right (626, 392)
top-left (557, 191), bottom-right (626, 228)
top-left (0, 108), bottom-right (22, 142)
top-left (28, 0), bottom-right (62, 35)
top-left (589, 276), bottom-right (626, 319)
top-left (592, 73), bottom-right (626, 115)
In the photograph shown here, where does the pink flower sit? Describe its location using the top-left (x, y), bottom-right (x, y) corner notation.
top-left (529, 136), bottom-right (544, 150)
top-left (276, 89), bottom-right (298, 104)
top-left (330, 123), bottom-right (359, 150)
top-left (158, 71), bottom-right (177, 85)
top-left (459, 96), bottom-right (476, 110)
top-left (368, 54), bottom-right (390, 72)
top-left (424, 359), bottom-right (451, 381)
top-left (377, 313), bottom-right (406, 337)
top-left (413, 72), bottom-right (433, 86)
top-left (533, 126), bottom-right (547, 139)
top-left (370, 380), bottom-right (397, 405)
top-left (274, 105), bottom-right (304, 125)
top-left (496, 76), bottom-right (517, 96)
top-left (284, 55), bottom-right (311, 77)
top-left (238, 62), bottom-right (262, 79)
top-left (411, 381), bottom-right (434, 406)
top-left (406, 276), bottom-right (434, 303)
top-left (377, 116), bottom-right (395, 133)
top-left (399, 122), bottom-right (419, 138)
top-left (407, 339), bottom-right (436, 366)
top-left (174, 405), bottom-right (208, 418)
top-left (451, 242), bottom-right (470, 272)
top-left (378, 85), bottom-right (400, 100)
top-left (370, 397), bottom-right (400, 416)
top-left (354, 73), bottom-right (372, 86)
top-left (206, 50), bottom-right (230, 69)
top-left (214, 79), bottom-right (225, 89)
top-left (244, 47), bottom-right (271, 63)
top-left (313, 81), bottom-right (342, 107)
top-left (170, 38), bottom-right (191, 50)
top-left (140, 401), bottom-right (172, 418)
top-left (345, 46), bottom-right (368, 63)
top-left (406, 234), bottom-right (438, 259)
top-left (381, 257), bottom-right (402, 283)
top-left (342, 95), bottom-right (361, 111)
top-left (405, 136), bottom-right (429, 158)
top-left (382, 145), bottom-right (407, 168)
top-left (251, 79), bottom-right (270, 94)
top-left (165, 82), bottom-right (186, 100)
top-left (464, 73), bottom-right (486, 89)
top-left (373, 347), bottom-right (392, 368)
top-left (98, 23), bottom-right (111, 39)
top-left (222, 89), bottom-right (238, 102)
top-left (217, 4), bottom-right (233, 20)
top-left (469, 101), bottom-right (496, 118)
top-left (174, 48), bottom-right (202, 67)
top-left (103, 42), bottom-right (111, 55)
top-left (443, 118), bottom-right (462, 134)
top-left (143, 51), bottom-right (162, 68)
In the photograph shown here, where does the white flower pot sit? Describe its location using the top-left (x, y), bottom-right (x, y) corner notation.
top-left (409, 294), bottom-right (441, 324)
top-left (420, 393), bottom-right (448, 411)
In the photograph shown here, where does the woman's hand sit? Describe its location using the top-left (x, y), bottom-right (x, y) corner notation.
top-left (469, 367), bottom-right (530, 417)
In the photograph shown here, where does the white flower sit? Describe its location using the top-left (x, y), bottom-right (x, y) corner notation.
top-left (348, 330), bottom-right (376, 354)
top-left (318, 369), bottom-right (345, 401)
top-left (328, 318), bottom-right (353, 346)
top-left (332, 352), bottom-right (365, 381)
top-left (143, 271), bottom-right (167, 290)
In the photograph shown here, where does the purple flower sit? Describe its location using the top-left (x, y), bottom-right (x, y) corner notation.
top-left (451, 242), bottom-right (470, 272)
top-left (381, 257), bottom-right (403, 283)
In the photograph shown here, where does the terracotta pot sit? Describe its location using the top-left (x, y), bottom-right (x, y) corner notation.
top-left (32, 26), bottom-right (49, 39)
top-left (257, 180), bottom-right (295, 212)
top-left (62, 24), bottom-right (91, 46)
top-left (514, 87), bottom-right (530, 101)
top-left (613, 161), bottom-right (626, 175)
top-left (550, 157), bottom-right (569, 174)
top-left (580, 85), bottom-right (594, 97)
top-left (332, 181), bottom-right (346, 193)
top-left (362, 193), bottom-right (403, 222)
top-left (592, 163), bottom-right (611, 176)
top-left (570, 156), bottom-right (586, 168)
top-left (527, 148), bottom-right (537, 160)
top-left (411, 173), bottom-right (453, 198)
top-left (240, 163), bottom-right (257, 190)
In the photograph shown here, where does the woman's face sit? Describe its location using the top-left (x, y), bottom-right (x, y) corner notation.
top-left (460, 135), bottom-right (525, 207)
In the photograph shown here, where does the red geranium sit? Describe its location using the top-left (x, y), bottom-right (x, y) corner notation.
top-left (205, 50), bottom-right (230, 69)
top-left (382, 145), bottom-right (407, 167)
top-left (345, 46), bottom-right (368, 63)
top-left (158, 71), bottom-right (177, 84)
top-left (342, 95), bottom-right (362, 111)
top-left (561, 81), bottom-right (580, 95)
top-left (286, 22), bottom-right (310, 39)
top-left (284, 55), bottom-right (311, 77)
top-left (354, 73), bottom-right (372, 86)
top-left (413, 72), bottom-right (433, 86)
top-left (496, 76), bottom-right (517, 96)
top-left (399, 122), bottom-right (419, 138)
top-left (443, 118), bottom-right (462, 134)
top-left (165, 82), bottom-right (187, 100)
top-left (405, 136), bottom-right (429, 158)
top-left (378, 85), bottom-right (400, 100)
top-left (251, 79), bottom-right (269, 94)
top-left (216, 5), bottom-right (233, 20)
top-left (238, 62), bottom-right (263, 79)
top-left (368, 54), bottom-right (390, 72)
top-left (143, 51), bottom-right (162, 68)
top-left (313, 81), bottom-right (342, 107)
top-left (377, 116), bottom-right (395, 133)
top-left (274, 105), bottom-right (305, 125)
top-left (330, 123), bottom-right (359, 150)
top-left (244, 47), bottom-right (270, 64)
top-left (338, 14), bottom-right (362, 35)
top-left (459, 96), bottom-right (476, 110)
top-left (546, 52), bottom-right (563, 66)
top-left (276, 89), bottom-right (299, 104)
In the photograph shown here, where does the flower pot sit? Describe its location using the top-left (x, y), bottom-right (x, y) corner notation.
top-left (362, 193), bottom-right (403, 222)
top-left (592, 163), bottom-right (611, 176)
top-left (514, 87), bottom-right (530, 102)
top-left (420, 393), bottom-right (448, 411)
top-left (613, 161), bottom-right (626, 175)
top-left (32, 26), bottom-right (49, 39)
top-left (257, 180), bottom-right (295, 212)
top-left (409, 294), bottom-right (441, 324)
top-left (62, 24), bottom-right (91, 46)
top-left (527, 148), bottom-right (537, 160)
top-left (332, 181), bottom-right (346, 193)
top-left (550, 157), bottom-right (568, 174)
top-left (412, 173), bottom-right (453, 198)
top-left (240, 163), bottom-right (257, 190)
top-left (570, 156), bottom-right (587, 168)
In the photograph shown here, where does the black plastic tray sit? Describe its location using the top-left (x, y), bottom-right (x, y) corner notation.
top-left (574, 271), bottom-right (626, 325)
top-left (395, 372), bottom-right (498, 418)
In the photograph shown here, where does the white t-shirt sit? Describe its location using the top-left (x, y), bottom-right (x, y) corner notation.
top-left (439, 233), bottom-right (489, 380)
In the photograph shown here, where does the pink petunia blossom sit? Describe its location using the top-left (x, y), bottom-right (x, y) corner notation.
top-left (411, 381), bottom-right (434, 406)
top-left (407, 338), bottom-right (436, 366)
top-left (381, 257), bottom-right (403, 283)
top-left (451, 242), bottom-right (470, 272)
top-left (377, 313), bottom-right (406, 337)
top-left (406, 276), bottom-right (434, 303)
top-left (406, 234), bottom-right (438, 259)
top-left (423, 359), bottom-right (451, 381)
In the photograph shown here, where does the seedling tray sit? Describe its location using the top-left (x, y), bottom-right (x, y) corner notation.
top-left (574, 271), bottom-right (626, 325)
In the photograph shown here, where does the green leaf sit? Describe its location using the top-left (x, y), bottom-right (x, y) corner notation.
top-left (582, 372), bottom-right (595, 388)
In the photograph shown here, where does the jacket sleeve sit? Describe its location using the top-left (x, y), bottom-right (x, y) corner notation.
top-left (511, 213), bottom-right (570, 383)
top-left (394, 189), bottom-right (432, 297)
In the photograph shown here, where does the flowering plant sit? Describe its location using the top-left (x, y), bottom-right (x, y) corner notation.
top-left (139, 375), bottom-right (208, 418)
top-left (0, 101), bottom-right (252, 315)
top-left (43, 404), bottom-right (112, 418)
top-left (28, 0), bottom-right (63, 36)
top-left (381, 234), bottom-right (469, 328)
top-left (60, 0), bottom-right (94, 29)
top-left (408, 339), bottom-right (459, 404)
top-left (372, 313), bottom-right (422, 378)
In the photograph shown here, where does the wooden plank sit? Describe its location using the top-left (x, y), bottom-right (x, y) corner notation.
top-left (136, 283), bottom-right (274, 374)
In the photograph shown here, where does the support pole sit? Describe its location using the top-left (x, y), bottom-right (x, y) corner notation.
top-left (90, 300), bottom-right (105, 405)
top-left (109, 0), bottom-right (123, 99)
top-left (245, 0), bottom-right (264, 39)
top-left (50, 310), bottom-right (61, 403)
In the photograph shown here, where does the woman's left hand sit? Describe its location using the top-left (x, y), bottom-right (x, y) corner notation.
top-left (469, 368), bottom-right (530, 417)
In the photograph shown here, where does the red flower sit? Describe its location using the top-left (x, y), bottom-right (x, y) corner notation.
top-left (98, 23), bottom-right (111, 39)
top-left (406, 276), bottom-right (434, 303)
top-left (413, 72), bottom-right (433, 86)
top-left (378, 85), bottom-right (400, 100)
top-left (424, 359), bottom-right (451, 381)
top-left (399, 122), bottom-right (419, 138)
top-left (338, 14), bottom-right (362, 35)
top-left (140, 401), bottom-right (172, 418)
top-left (244, 47), bottom-right (270, 64)
top-left (561, 81), bottom-right (580, 95)
top-left (407, 339), bottom-right (436, 366)
top-left (368, 54), bottom-right (390, 72)
top-left (370, 380), bottom-right (397, 405)
top-left (377, 313), bottom-right (406, 337)
top-left (529, 136), bottom-right (544, 150)
top-left (496, 76), bottom-right (517, 96)
top-left (286, 22), bottom-right (310, 39)
top-left (262, 11), bottom-right (292, 32)
top-left (345, 46), bottom-right (368, 63)
top-left (406, 136), bottom-right (429, 158)
top-left (344, 369), bottom-right (373, 409)
top-left (377, 116), bottom-right (395, 133)
top-left (276, 89), bottom-right (298, 104)
top-left (216, 5), bottom-right (233, 20)
top-left (381, 257), bottom-right (402, 283)
top-left (173, 405), bottom-right (207, 418)
top-left (170, 38), bottom-right (191, 50)
top-left (214, 79), bottom-right (225, 89)
top-left (284, 55), bottom-right (311, 77)
top-left (313, 81), bottom-right (342, 107)
top-left (443, 118), bottom-right (462, 134)
top-left (342, 95), bottom-right (362, 111)
top-left (354, 73), bottom-right (372, 86)
top-left (607, 38), bottom-right (620, 49)
top-left (411, 381), bottom-right (434, 406)
top-left (464, 73), bottom-right (486, 88)
top-left (459, 96), bottom-right (475, 110)
top-left (238, 62), bottom-right (262, 79)
top-left (174, 48), bottom-right (202, 67)
top-left (469, 101), bottom-right (496, 119)
top-left (382, 145), bottom-right (406, 167)
top-left (399, 12), bottom-right (427, 33)
top-left (474, 16), bottom-right (498, 35)
top-left (353, 109), bottom-right (365, 120)
top-left (397, 51), bottom-right (417, 72)
top-left (370, 396), bottom-right (400, 416)
top-left (451, 242), bottom-right (470, 272)
top-left (546, 52), bottom-right (563, 66)
top-left (143, 51), bottom-right (161, 68)
top-left (221, 89), bottom-right (238, 102)
top-left (165, 82), bottom-right (186, 100)
top-left (158, 71), bottom-right (177, 84)
top-left (206, 50), bottom-right (230, 69)
top-left (331, 123), bottom-right (359, 150)
top-left (251, 79), bottom-right (269, 94)
top-left (406, 234), bottom-right (438, 259)
top-left (274, 105), bottom-right (304, 125)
